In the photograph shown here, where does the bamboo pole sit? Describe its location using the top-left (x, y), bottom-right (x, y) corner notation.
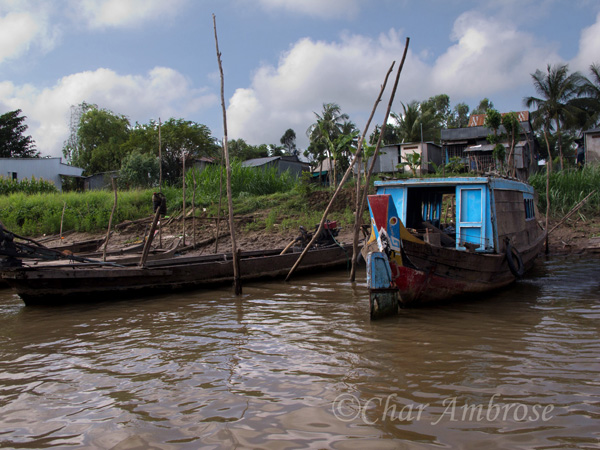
top-left (349, 39), bottom-right (410, 281)
top-left (139, 207), bottom-right (161, 267)
top-left (192, 168), bottom-right (197, 247)
top-left (349, 60), bottom-right (398, 281)
top-left (158, 118), bottom-right (162, 190)
top-left (286, 44), bottom-right (408, 282)
top-left (59, 201), bottom-right (66, 240)
top-left (214, 147), bottom-right (224, 253)
top-left (182, 153), bottom-right (186, 247)
top-left (103, 177), bottom-right (118, 262)
top-left (158, 117), bottom-right (163, 248)
top-left (214, 14), bottom-right (241, 295)
top-left (548, 190), bottom-right (596, 235)
top-left (543, 127), bottom-right (552, 254)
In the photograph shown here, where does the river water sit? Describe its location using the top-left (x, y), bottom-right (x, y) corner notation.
top-left (0, 255), bottom-right (599, 449)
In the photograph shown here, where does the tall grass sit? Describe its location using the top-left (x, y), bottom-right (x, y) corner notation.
top-left (0, 164), bottom-right (299, 236)
top-left (0, 176), bottom-right (57, 195)
top-left (529, 166), bottom-right (600, 217)
top-left (186, 161), bottom-right (297, 203)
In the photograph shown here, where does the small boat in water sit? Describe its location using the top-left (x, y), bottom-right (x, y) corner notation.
top-left (365, 176), bottom-right (546, 319)
top-left (1, 244), bottom-right (353, 305)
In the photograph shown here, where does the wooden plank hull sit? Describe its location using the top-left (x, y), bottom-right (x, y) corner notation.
top-left (1, 245), bottom-right (353, 305)
top-left (391, 232), bottom-right (545, 306)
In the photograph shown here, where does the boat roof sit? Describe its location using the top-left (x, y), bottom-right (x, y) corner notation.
top-left (374, 176), bottom-right (534, 193)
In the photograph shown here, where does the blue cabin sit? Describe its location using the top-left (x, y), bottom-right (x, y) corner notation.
top-left (371, 177), bottom-right (537, 254)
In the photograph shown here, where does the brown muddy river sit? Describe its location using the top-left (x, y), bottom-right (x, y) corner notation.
top-left (1, 256), bottom-right (599, 449)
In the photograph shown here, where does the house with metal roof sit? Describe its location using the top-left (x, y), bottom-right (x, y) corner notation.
top-left (241, 155), bottom-right (310, 178)
top-left (0, 158), bottom-right (84, 191)
top-left (357, 142), bottom-right (442, 175)
top-left (584, 127), bottom-right (600, 164)
top-left (440, 111), bottom-right (539, 180)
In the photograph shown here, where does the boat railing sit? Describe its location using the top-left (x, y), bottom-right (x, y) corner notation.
top-left (456, 232), bottom-right (495, 252)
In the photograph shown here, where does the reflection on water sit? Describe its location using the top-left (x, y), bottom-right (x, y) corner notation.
top-left (0, 256), bottom-right (599, 449)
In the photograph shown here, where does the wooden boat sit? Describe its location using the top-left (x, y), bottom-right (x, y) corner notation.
top-left (365, 176), bottom-right (546, 319)
top-left (1, 244), bottom-right (353, 305)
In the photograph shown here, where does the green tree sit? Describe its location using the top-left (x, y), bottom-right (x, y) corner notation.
top-left (502, 112), bottom-right (521, 177)
top-left (0, 109), bottom-right (38, 158)
top-left (579, 63), bottom-right (600, 129)
top-left (67, 105), bottom-right (130, 174)
top-left (228, 138), bottom-right (269, 161)
top-left (524, 63), bottom-right (586, 170)
top-left (392, 101), bottom-right (439, 143)
top-left (472, 98), bottom-right (495, 115)
top-left (484, 108), bottom-right (505, 171)
top-left (448, 102), bottom-right (470, 128)
top-left (307, 103), bottom-right (350, 185)
top-left (280, 128), bottom-right (298, 156)
top-left (159, 118), bottom-right (220, 185)
top-left (118, 150), bottom-right (160, 189)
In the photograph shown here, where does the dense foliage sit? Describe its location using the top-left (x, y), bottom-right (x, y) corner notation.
top-left (529, 165), bottom-right (600, 217)
top-left (0, 176), bottom-right (57, 195)
top-left (0, 109), bottom-right (39, 158)
top-left (0, 161), bottom-right (299, 236)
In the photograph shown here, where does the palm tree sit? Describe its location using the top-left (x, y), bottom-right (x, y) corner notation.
top-left (393, 101), bottom-right (438, 143)
top-left (307, 103), bottom-right (350, 186)
top-left (580, 63), bottom-right (600, 128)
top-left (524, 64), bottom-right (585, 170)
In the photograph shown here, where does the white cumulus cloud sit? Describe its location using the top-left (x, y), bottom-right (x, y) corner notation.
top-left (431, 11), bottom-right (559, 99)
top-left (0, 67), bottom-right (217, 157)
top-left (71, 0), bottom-right (187, 28)
top-left (570, 12), bottom-right (600, 73)
top-left (227, 29), bottom-right (425, 147)
top-left (249, 0), bottom-right (362, 19)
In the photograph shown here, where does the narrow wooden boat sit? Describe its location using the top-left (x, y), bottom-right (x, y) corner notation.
top-left (1, 244), bottom-right (353, 305)
top-left (365, 176), bottom-right (546, 319)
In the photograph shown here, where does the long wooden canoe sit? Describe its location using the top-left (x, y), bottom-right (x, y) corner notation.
top-left (1, 244), bottom-right (353, 305)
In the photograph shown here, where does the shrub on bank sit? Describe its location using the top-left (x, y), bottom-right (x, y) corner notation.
top-left (529, 165), bottom-right (600, 217)
top-left (0, 176), bottom-right (58, 196)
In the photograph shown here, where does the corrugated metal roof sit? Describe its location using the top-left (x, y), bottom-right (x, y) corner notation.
top-left (241, 156), bottom-right (280, 167)
top-left (468, 111), bottom-right (529, 127)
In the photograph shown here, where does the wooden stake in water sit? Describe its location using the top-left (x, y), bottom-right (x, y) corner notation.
top-left (60, 202), bottom-right (66, 239)
top-left (103, 177), bottom-right (118, 262)
top-left (214, 14), bottom-right (242, 295)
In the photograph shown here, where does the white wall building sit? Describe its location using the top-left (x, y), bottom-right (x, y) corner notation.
top-left (0, 158), bottom-right (84, 191)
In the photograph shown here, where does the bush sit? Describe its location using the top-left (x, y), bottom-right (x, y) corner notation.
top-left (0, 176), bottom-right (58, 195)
top-left (529, 166), bottom-right (600, 217)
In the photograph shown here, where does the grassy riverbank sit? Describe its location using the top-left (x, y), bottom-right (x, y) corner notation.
top-left (0, 181), bottom-right (363, 238)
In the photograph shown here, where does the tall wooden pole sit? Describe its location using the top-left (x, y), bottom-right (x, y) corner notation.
top-left (158, 117), bottom-right (163, 248)
top-left (158, 118), bottom-right (162, 191)
top-left (182, 153), bottom-right (186, 247)
top-left (103, 177), bottom-right (118, 262)
top-left (349, 59), bottom-right (398, 281)
top-left (543, 127), bottom-right (552, 254)
top-left (214, 14), bottom-right (242, 295)
top-left (192, 168), bottom-right (197, 247)
top-left (286, 51), bottom-right (405, 282)
top-left (214, 147), bottom-right (224, 253)
top-left (352, 38), bottom-right (411, 276)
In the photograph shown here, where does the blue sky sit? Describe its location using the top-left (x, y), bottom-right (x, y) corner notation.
top-left (1, 0), bottom-right (599, 158)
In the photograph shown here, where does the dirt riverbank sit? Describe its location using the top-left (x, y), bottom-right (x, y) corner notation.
top-left (35, 213), bottom-right (600, 257)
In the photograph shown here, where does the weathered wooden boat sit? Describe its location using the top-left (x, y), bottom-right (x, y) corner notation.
top-left (365, 176), bottom-right (546, 319)
top-left (1, 244), bottom-right (353, 305)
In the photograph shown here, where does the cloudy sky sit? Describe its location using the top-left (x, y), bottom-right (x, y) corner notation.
top-left (1, 0), bottom-right (599, 158)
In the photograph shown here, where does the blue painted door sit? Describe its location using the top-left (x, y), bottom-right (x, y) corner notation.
top-left (456, 186), bottom-right (485, 250)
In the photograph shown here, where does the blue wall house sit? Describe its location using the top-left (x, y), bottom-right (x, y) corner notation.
top-left (0, 158), bottom-right (84, 191)
top-left (242, 155), bottom-right (310, 178)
